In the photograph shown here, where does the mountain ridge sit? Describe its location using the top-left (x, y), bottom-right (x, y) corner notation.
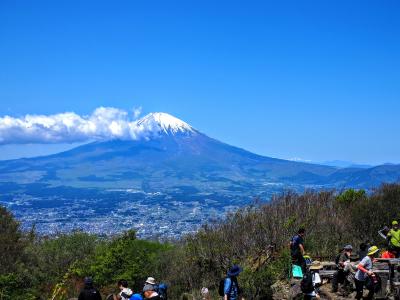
top-left (1, 112), bottom-right (399, 236)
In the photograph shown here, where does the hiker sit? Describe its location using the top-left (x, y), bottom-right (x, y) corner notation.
top-left (354, 245), bottom-right (379, 300)
top-left (143, 284), bottom-right (160, 299)
top-left (200, 287), bottom-right (211, 300)
top-left (78, 277), bottom-right (102, 300)
top-left (290, 228), bottom-right (307, 273)
top-left (113, 279), bottom-right (133, 300)
top-left (381, 247), bottom-right (397, 258)
top-left (332, 244), bottom-right (353, 293)
top-left (144, 277), bottom-right (167, 299)
top-left (223, 265), bottom-right (242, 300)
top-left (302, 261), bottom-right (322, 300)
top-left (387, 220), bottom-right (400, 256)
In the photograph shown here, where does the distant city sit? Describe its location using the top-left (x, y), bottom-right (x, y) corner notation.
top-left (1, 113), bottom-right (399, 238)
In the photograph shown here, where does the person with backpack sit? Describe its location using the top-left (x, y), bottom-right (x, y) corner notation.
top-left (144, 277), bottom-right (167, 300)
top-left (354, 245), bottom-right (379, 300)
top-left (143, 284), bottom-right (160, 300)
top-left (301, 261), bottom-right (322, 300)
top-left (78, 277), bottom-right (102, 300)
top-left (290, 228), bottom-right (307, 273)
top-left (113, 280), bottom-right (133, 300)
top-left (219, 265), bottom-right (242, 300)
top-left (331, 244), bottom-right (353, 293)
top-left (387, 220), bottom-right (400, 256)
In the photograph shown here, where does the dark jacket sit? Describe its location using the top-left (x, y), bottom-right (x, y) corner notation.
top-left (78, 286), bottom-right (102, 300)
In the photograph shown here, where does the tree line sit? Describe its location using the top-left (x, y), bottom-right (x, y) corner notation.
top-left (1, 183), bottom-right (400, 299)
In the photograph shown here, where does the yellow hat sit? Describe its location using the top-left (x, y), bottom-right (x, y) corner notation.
top-left (367, 245), bottom-right (379, 256)
top-left (393, 220), bottom-right (398, 226)
top-left (309, 260), bottom-right (323, 270)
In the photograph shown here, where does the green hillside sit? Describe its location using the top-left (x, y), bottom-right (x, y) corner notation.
top-left (1, 183), bottom-right (400, 299)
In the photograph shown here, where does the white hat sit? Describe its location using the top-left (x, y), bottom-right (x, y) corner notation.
top-left (201, 287), bottom-right (209, 295)
top-left (145, 277), bottom-right (156, 285)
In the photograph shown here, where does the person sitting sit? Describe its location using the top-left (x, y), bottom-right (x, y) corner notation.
top-left (113, 279), bottom-right (133, 300)
top-left (332, 244), bottom-right (353, 293)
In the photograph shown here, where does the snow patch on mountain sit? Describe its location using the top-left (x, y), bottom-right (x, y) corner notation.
top-left (136, 112), bottom-right (195, 135)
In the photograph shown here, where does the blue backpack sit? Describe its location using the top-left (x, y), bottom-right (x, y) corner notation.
top-left (129, 294), bottom-right (143, 300)
top-left (156, 283), bottom-right (168, 300)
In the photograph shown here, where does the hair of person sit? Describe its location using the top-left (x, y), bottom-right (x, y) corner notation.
top-left (118, 279), bottom-right (128, 288)
top-left (298, 228), bottom-right (305, 234)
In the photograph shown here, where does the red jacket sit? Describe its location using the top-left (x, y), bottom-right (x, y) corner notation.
top-left (381, 251), bottom-right (396, 259)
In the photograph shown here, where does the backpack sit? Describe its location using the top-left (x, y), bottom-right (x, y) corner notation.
top-left (365, 274), bottom-right (382, 293)
top-left (157, 283), bottom-right (168, 300)
top-left (218, 277), bottom-right (238, 297)
top-left (129, 294), bottom-right (143, 300)
top-left (300, 272), bottom-right (314, 294)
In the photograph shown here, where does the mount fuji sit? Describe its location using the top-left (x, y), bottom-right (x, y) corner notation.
top-left (1, 112), bottom-right (399, 237)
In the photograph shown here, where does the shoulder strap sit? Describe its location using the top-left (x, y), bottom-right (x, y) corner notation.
top-left (121, 292), bottom-right (132, 299)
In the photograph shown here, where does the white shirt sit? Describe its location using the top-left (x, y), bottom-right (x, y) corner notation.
top-left (119, 288), bottom-right (133, 300)
top-left (306, 272), bottom-right (321, 296)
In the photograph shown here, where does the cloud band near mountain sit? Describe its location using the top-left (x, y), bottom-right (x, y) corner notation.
top-left (0, 107), bottom-right (145, 144)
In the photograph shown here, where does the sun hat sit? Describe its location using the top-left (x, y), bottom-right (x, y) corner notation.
top-left (227, 265), bottom-right (243, 277)
top-left (201, 287), bottom-right (209, 295)
top-left (143, 284), bottom-right (154, 292)
top-left (393, 220), bottom-right (399, 226)
top-left (309, 260), bottom-right (323, 270)
top-left (145, 277), bottom-right (156, 285)
top-left (367, 245), bottom-right (380, 256)
top-left (344, 244), bottom-right (353, 251)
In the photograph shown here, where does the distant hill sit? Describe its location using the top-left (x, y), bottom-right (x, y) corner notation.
top-left (0, 112), bottom-right (399, 236)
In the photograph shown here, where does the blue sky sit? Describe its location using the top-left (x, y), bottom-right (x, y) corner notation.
top-left (0, 0), bottom-right (399, 164)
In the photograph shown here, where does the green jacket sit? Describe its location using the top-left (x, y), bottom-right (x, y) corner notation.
top-left (388, 229), bottom-right (400, 247)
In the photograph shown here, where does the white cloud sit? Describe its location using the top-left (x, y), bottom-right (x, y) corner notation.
top-left (0, 107), bottom-right (147, 144)
top-left (133, 106), bottom-right (142, 118)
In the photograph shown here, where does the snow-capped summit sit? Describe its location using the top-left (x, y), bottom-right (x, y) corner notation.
top-left (136, 112), bottom-right (196, 135)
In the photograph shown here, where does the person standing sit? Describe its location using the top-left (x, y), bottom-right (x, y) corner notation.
top-left (332, 245), bottom-right (353, 293)
top-left (387, 221), bottom-right (400, 256)
top-left (113, 280), bottom-right (133, 300)
top-left (78, 277), bottom-right (102, 300)
top-left (354, 245), bottom-right (379, 300)
top-left (290, 228), bottom-right (307, 273)
top-left (223, 265), bottom-right (242, 300)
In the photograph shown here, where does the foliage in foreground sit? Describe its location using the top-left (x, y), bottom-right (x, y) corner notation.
top-left (1, 183), bottom-right (400, 299)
